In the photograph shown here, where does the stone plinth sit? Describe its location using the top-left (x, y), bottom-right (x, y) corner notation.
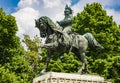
top-left (33, 72), bottom-right (111, 83)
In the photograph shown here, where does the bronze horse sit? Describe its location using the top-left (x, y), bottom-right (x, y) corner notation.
top-left (35, 16), bottom-right (104, 74)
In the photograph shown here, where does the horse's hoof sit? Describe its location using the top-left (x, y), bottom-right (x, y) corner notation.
top-left (77, 72), bottom-right (82, 75)
top-left (40, 69), bottom-right (47, 75)
top-left (77, 69), bottom-right (82, 75)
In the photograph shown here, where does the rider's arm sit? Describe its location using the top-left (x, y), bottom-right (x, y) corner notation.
top-left (57, 15), bottom-right (73, 26)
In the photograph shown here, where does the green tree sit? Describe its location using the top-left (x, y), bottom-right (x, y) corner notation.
top-left (22, 34), bottom-right (46, 77)
top-left (0, 66), bottom-right (20, 83)
top-left (48, 52), bottom-right (81, 73)
top-left (0, 8), bottom-right (23, 64)
top-left (72, 3), bottom-right (120, 82)
top-left (0, 8), bottom-right (32, 83)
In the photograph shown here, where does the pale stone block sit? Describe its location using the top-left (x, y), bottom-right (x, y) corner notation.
top-left (33, 72), bottom-right (111, 83)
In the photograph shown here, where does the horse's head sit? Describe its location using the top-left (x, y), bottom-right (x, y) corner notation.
top-left (35, 16), bottom-right (58, 38)
top-left (35, 17), bottom-right (48, 38)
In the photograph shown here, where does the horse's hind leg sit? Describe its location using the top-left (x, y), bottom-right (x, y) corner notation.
top-left (74, 50), bottom-right (87, 74)
top-left (78, 52), bottom-right (88, 74)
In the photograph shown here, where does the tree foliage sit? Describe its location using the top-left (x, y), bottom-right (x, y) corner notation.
top-left (47, 52), bottom-right (81, 73)
top-left (22, 34), bottom-right (45, 76)
top-left (72, 3), bottom-right (120, 82)
top-left (0, 8), bottom-right (32, 83)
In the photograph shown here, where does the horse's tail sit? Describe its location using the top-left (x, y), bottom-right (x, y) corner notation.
top-left (83, 32), bottom-right (104, 50)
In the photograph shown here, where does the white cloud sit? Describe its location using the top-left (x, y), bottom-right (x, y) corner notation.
top-left (106, 9), bottom-right (120, 25)
top-left (18, 0), bottom-right (38, 8)
top-left (12, 7), bottom-right (40, 39)
top-left (43, 0), bottom-right (63, 8)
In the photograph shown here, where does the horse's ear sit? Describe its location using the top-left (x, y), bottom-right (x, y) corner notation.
top-left (35, 19), bottom-right (37, 22)
top-left (35, 19), bottom-right (37, 28)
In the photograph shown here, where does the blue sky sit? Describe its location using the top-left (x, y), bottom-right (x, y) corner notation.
top-left (0, 0), bottom-right (19, 13)
top-left (71, 0), bottom-right (80, 6)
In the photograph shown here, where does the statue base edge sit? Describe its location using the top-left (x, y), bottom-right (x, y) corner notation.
top-left (33, 72), bottom-right (111, 83)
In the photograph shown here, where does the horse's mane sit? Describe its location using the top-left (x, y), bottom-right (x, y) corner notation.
top-left (40, 16), bottom-right (63, 34)
top-left (40, 16), bottom-right (57, 30)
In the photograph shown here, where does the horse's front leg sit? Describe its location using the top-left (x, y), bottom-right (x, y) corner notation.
top-left (78, 52), bottom-right (88, 74)
top-left (40, 42), bottom-right (58, 74)
top-left (41, 41), bottom-right (58, 49)
top-left (41, 50), bottom-right (52, 74)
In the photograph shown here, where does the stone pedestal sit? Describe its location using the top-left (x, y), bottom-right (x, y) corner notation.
top-left (33, 72), bottom-right (111, 83)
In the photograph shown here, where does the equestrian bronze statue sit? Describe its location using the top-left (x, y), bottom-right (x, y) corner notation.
top-left (35, 16), bottom-right (104, 74)
top-left (35, 5), bottom-right (104, 74)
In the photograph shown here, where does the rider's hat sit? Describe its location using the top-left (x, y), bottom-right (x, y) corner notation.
top-left (64, 4), bottom-right (73, 14)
